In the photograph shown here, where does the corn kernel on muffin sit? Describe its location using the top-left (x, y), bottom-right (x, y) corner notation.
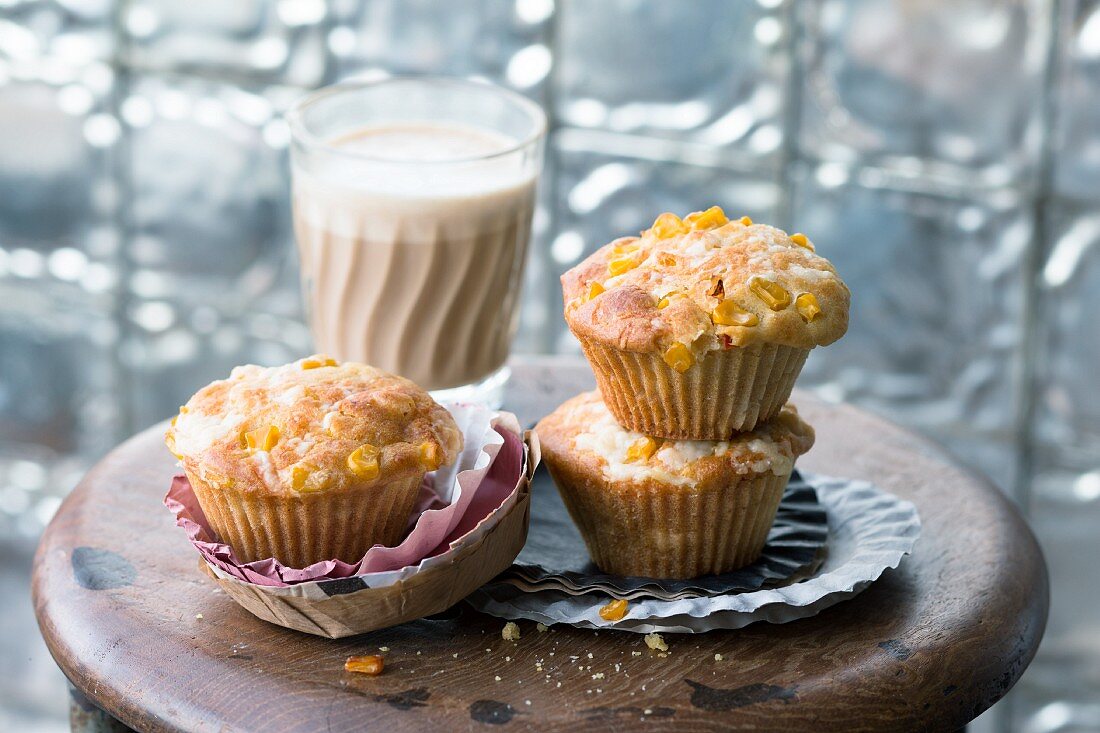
top-left (535, 390), bottom-right (814, 579)
top-left (563, 207), bottom-right (849, 438)
top-left (165, 355), bottom-right (463, 566)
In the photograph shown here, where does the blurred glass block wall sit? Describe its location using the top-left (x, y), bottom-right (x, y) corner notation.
top-left (0, 0), bottom-right (1097, 729)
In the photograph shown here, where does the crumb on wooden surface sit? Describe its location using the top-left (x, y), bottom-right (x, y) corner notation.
top-left (344, 655), bottom-right (384, 675)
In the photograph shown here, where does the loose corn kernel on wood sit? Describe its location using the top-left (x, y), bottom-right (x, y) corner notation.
top-left (789, 232), bottom-right (814, 250)
top-left (599, 599), bottom-right (629, 621)
top-left (796, 292), bottom-right (823, 322)
top-left (739, 215), bottom-right (753, 226)
top-left (625, 437), bottom-right (658, 463)
top-left (749, 277), bottom-right (791, 310)
top-left (244, 425), bottom-right (280, 453)
top-left (587, 281), bottom-right (605, 300)
top-left (644, 633), bottom-right (668, 651)
top-left (650, 212), bottom-right (688, 239)
top-left (419, 441), bottom-right (443, 471)
top-left (301, 355), bottom-right (338, 369)
top-left (684, 206), bottom-right (728, 230)
top-left (608, 255), bottom-right (638, 276)
top-left (347, 444), bottom-right (381, 479)
top-left (711, 300), bottom-right (760, 327)
top-left (502, 622), bottom-right (521, 641)
top-left (662, 342), bottom-right (695, 372)
top-left (344, 655), bottom-right (384, 675)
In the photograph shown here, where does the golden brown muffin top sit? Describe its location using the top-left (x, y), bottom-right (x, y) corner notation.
top-left (535, 391), bottom-right (814, 486)
top-left (165, 355), bottom-right (463, 496)
top-left (562, 208), bottom-right (849, 368)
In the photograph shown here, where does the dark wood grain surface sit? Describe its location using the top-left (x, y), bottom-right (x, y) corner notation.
top-left (33, 356), bottom-right (1048, 732)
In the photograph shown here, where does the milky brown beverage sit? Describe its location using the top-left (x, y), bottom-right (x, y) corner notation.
top-left (292, 123), bottom-right (537, 390)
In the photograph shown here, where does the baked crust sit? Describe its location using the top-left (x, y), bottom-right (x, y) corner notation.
top-left (534, 390), bottom-right (814, 493)
top-left (562, 212), bottom-right (850, 355)
top-left (165, 356), bottom-right (463, 497)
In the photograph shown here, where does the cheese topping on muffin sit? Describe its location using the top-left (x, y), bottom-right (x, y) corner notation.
top-left (542, 391), bottom-right (814, 487)
top-left (562, 207), bottom-right (849, 360)
top-left (166, 356), bottom-right (463, 495)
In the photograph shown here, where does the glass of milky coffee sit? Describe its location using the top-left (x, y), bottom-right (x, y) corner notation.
top-left (286, 77), bottom-right (546, 406)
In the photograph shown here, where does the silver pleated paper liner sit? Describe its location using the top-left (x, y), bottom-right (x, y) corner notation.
top-left (501, 469), bottom-right (828, 601)
top-left (466, 472), bottom-right (921, 633)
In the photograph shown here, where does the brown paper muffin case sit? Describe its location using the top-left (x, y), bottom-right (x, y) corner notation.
top-left (204, 484), bottom-right (532, 638)
top-left (578, 338), bottom-right (809, 439)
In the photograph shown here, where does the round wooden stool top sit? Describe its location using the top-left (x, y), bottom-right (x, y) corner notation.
top-left (33, 356), bottom-right (1047, 732)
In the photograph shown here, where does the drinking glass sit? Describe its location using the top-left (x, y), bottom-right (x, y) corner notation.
top-left (286, 77), bottom-right (546, 406)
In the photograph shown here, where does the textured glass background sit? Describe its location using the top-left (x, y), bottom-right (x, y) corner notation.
top-left (1, 1), bottom-right (1096, 730)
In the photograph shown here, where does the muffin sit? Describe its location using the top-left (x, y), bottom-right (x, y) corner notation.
top-left (535, 390), bottom-right (814, 579)
top-left (165, 355), bottom-right (463, 567)
top-left (562, 207), bottom-right (848, 438)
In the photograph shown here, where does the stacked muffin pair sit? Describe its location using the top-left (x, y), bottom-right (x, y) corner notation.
top-left (537, 207), bottom-right (850, 579)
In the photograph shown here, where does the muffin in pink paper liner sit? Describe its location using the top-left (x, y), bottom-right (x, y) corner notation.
top-left (164, 404), bottom-right (538, 637)
top-left (165, 357), bottom-right (465, 568)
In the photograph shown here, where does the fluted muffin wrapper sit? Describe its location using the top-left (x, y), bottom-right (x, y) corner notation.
top-left (466, 472), bottom-right (922, 633)
top-left (185, 472), bottom-right (425, 567)
top-left (578, 337), bottom-right (810, 438)
top-left (549, 460), bottom-right (792, 580)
